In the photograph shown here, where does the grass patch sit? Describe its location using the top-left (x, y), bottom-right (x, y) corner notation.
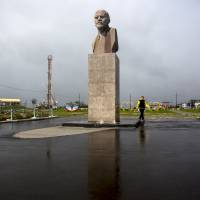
top-left (179, 109), bottom-right (200, 113)
top-left (53, 108), bottom-right (87, 117)
top-left (1, 106), bottom-right (200, 121)
top-left (121, 109), bottom-right (176, 115)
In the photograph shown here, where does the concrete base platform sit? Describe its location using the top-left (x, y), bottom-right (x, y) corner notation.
top-left (62, 122), bottom-right (136, 128)
top-left (14, 126), bottom-right (113, 139)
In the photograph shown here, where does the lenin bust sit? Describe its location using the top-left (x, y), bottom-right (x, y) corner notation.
top-left (92, 10), bottom-right (118, 54)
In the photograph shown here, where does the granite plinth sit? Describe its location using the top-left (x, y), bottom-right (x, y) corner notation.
top-left (88, 53), bottom-right (120, 124)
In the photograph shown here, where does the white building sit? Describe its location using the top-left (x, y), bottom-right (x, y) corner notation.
top-left (0, 98), bottom-right (21, 106)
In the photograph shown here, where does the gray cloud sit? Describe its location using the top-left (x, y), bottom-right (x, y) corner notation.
top-left (0, 0), bottom-right (200, 105)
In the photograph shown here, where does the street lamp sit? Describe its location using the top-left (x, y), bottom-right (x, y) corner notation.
top-left (31, 98), bottom-right (37, 119)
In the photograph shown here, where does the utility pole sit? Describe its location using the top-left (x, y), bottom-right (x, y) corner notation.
top-left (47, 55), bottom-right (53, 109)
top-left (175, 92), bottom-right (178, 110)
top-left (78, 93), bottom-right (81, 107)
top-left (129, 94), bottom-right (132, 110)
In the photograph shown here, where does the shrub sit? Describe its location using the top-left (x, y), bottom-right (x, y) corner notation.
top-left (0, 114), bottom-right (8, 121)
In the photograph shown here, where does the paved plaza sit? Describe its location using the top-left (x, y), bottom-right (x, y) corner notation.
top-left (0, 117), bottom-right (200, 200)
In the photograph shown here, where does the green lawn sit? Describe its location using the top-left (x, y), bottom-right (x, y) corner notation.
top-left (179, 108), bottom-right (200, 113)
top-left (55, 108), bottom-right (179, 118)
top-left (53, 108), bottom-right (87, 117)
top-left (1, 106), bottom-right (200, 121)
top-left (121, 109), bottom-right (176, 116)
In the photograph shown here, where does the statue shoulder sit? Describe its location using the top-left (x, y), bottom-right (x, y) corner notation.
top-left (110, 27), bottom-right (117, 34)
top-left (109, 27), bottom-right (118, 40)
top-left (92, 35), bottom-right (99, 53)
top-left (109, 27), bottom-right (118, 52)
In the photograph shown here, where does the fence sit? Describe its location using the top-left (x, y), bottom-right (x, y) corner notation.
top-left (0, 108), bottom-right (53, 121)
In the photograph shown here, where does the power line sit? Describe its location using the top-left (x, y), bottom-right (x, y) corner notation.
top-left (0, 84), bottom-right (81, 100)
top-left (0, 84), bottom-right (45, 93)
top-left (0, 84), bottom-right (85, 102)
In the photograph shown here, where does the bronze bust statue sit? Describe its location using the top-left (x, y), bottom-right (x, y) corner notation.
top-left (92, 10), bottom-right (118, 54)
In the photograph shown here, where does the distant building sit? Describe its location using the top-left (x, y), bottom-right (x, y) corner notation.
top-left (0, 98), bottom-right (21, 106)
top-left (195, 102), bottom-right (200, 108)
top-left (149, 101), bottom-right (170, 110)
top-left (149, 102), bottom-right (161, 110)
top-left (182, 99), bottom-right (200, 109)
top-left (182, 103), bottom-right (189, 109)
top-left (189, 99), bottom-right (197, 108)
top-left (160, 102), bottom-right (170, 109)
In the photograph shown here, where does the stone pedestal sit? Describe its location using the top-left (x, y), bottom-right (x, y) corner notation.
top-left (88, 53), bottom-right (120, 123)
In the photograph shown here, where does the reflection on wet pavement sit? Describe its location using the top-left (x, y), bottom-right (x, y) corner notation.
top-left (137, 121), bottom-right (146, 146)
top-left (88, 130), bottom-right (120, 200)
top-left (0, 118), bottom-right (200, 199)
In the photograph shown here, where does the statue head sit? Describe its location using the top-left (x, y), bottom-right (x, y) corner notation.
top-left (94, 10), bottom-right (110, 32)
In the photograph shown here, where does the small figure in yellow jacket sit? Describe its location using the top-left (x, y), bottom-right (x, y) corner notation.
top-left (136, 96), bottom-right (149, 121)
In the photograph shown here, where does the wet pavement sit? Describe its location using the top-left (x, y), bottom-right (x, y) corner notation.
top-left (1, 117), bottom-right (200, 200)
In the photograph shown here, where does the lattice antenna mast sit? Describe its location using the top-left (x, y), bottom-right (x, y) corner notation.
top-left (47, 55), bottom-right (53, 108)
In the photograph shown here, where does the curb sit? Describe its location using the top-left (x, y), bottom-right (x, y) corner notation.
top-left (62, 122), bottom-right (136, 128)
top-left (0, 116), bottom-right (58, 124)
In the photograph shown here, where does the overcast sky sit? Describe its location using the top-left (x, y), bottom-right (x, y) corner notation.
top-left (1, 0), bottom-right (200, 105)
